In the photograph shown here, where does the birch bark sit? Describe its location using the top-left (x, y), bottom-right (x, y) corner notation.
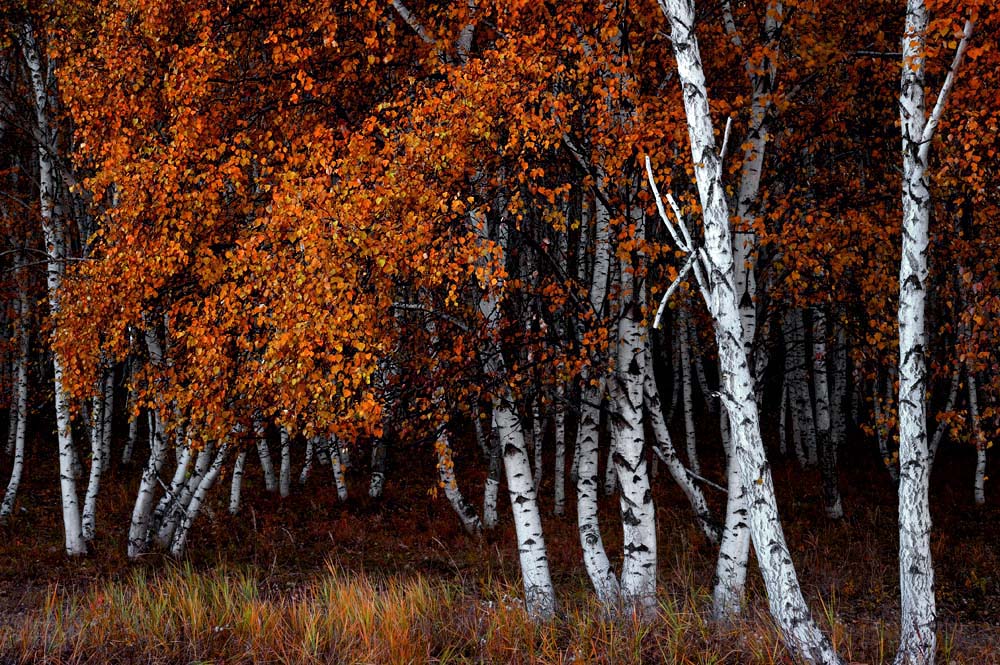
top-left (655, 1), bottom-right (842, 659)
top-left (812, 309), bottom-right (843, 519)
top-left (20, 24), bottom-right (86, 556)
top-left (478, 220), bottom-right (555, 619)
top-left (0, 261), bottom-right (29, 521)
top-left (895, 4), bottom-right (972, 661)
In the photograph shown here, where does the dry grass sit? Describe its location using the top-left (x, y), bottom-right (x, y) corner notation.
top-left (1, 433), bottom-right (998, 663)
top-left (1, 560), bottom-right (995, 664)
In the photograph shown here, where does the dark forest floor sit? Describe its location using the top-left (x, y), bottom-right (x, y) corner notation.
top-left (0, 427), bottom-right (998, 663)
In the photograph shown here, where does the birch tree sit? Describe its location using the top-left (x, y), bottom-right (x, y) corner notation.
top-left (651, 0), bottom-right (842, 659)
top-left (895, 3), bottom-right (973, 661)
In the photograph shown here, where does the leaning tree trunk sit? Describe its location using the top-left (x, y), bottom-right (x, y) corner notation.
top-left (644, 342), bottom-right (720, 544)
top-left (435, 427), bottom-right (482, 535)
top-left (170, 445), bottom-right (228, 558)
top-left (655, 1), bottom-right (843, 660)
top-left (127, 412), bottom-right (167, 558)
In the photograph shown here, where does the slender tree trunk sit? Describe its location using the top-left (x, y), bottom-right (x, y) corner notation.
top-left (928, 367), bottom-right (961, 467)
top-left (484, 417), bottom-right (501, 529)
top-left (368, 436), bottom-right (387, 497)
top-left (230, 450), bottom-right (248, 514)
top-left (329, 437), bottom-right (349, 501)
top-left (435, 428), bottom-right (482, 535)
top-left (170, 445), bottom-right (228, 557)
top-left (894, 4), bottom-right (971, 661)
top-left (612, 240), bottom-right (657, 616)
top-left (20, 25), bottom-right (86, 556)
top-left (644, 342), bottom-right (720, 543)
top-left (655, 3), bottom-right (843, 659)
top-left (679, 314), bottom-right (700, 474)
top-left (477, 219), bottom-right (555, 619)
top-left (0, 269), bottom-right (29, 521)
top-left (301, 437), bottom-right (315, 486)
top-left (127, 412), bottom-right (167, 558)
top-left (967, 371), bottom-right (986, 505)
top-left (82, 374), bottom-right (108, 541)
top-left (279, 427), bottom-right (291, 498)
top-left (813, 308), bottom-right (843, 519)
top-left (785, 310), bottom-right (818, 466)
top-left (256, 421), bottom-right (277, 493)
top-left (553, 386), bottom-right (567, 516)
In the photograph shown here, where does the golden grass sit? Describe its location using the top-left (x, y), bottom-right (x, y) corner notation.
top-left (5, 558), bottom-right (991, 665)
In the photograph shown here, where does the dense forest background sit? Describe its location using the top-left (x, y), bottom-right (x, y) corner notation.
top-left (0, 0), bottom-right (998, 663)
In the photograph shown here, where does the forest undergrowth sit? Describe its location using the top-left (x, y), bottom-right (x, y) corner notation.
top-left (0, 432), bottom-right (997, 664)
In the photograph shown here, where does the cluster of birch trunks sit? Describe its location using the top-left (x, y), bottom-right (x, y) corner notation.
top-left (0, 1), bottom-right (990, 665)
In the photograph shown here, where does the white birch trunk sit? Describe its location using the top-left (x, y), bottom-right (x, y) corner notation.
top-left (967, 371), bottom-right (986, 505)
top-left (553, 386), bottom-right (567, 516)
top-left (255, 421), bottom-right (277, 492)
top-left (150, 441), bottom-right (192, 543)
top-left (532, 403), bottom-right (544, 494)
top-left (812, 308), bottom-right (843, 519)
top-left (169, 445), bottom-right (227, 558)
top-left (368, 436), bottom-right (387, 497)
top-left (230, 450), bottom-right (248, 514)
top-left (928, 368), bottom-right (961, 466)
top-left (644, 343), bottom-right (720, 543)
top-left (301, 437), bottom-right (315, 486)
top-left (329, 437), bottom-right (348, 501)
top-left (655, 3), bottom-right (842, 659)
top-left (569, 177), bottom-right (618, 606)
top-left (484, 421), bottom-right (501, 529)
top-left (679, 315), bottom-right (700, 474)
top-left (102, 372), bottom-right (114, 461)
top-left (20, 25), bottom-right (86, 556)
top-left (127, 412), bottom-right (167, 558)
top-left (894, 4), bottom-right (972, 661)
top-left (612, 234), bottom-right (657, 617)
top-left (279, 427), bottom-right (291, 498)
top-left (82, 376), bottom-right (108, 541)
top-left (0, 272), bottom-right (29, 521)
top-left (435, 429), bottom-right (482, 535)
top-left (156, 444), bottom-right (211, 547)
top-left (478, 220), bottom-right (555, 619)
top-left (897, 4), bottom-right (937, 652)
